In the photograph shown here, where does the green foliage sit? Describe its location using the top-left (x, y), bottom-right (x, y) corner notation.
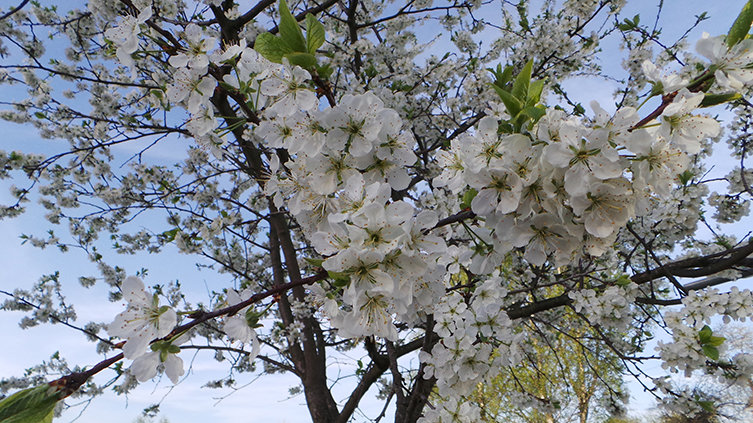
top-left (460, 188), bottom-right (478, 210)
top-left (489, 60), bottom-right (547, 133)
top-left (327, 270), bottom-right (350, 288)
top-left (150, 340), bottom-right (182, 362)
top-left (277, 0), bottom-right (307, 53)
top-left (244, 307), bottom-right (264, 329)
top-left (254, 32), bottom-right (291, 63)
top-left (617, 14), bottom-right (640, 31)
top-left (253, 0), bottom-right (327, 71)
top-left (727, 0), bottom-right (753, 47)
top-left (469, 307), bottom-right (626, 422)
top-left (304, 257), bottom-right (325, 267)
top-left (0, 384), bottom-right (62, 423)
top-left (698, 325), bottom-right (725, 361)
top-left (700, 92), bottom-right (742, 107)
top-left (305, 14), bottom-right (325, 54)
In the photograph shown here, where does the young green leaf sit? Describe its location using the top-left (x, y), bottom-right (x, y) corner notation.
top-left (278, 0), bottom-right (307, 53)
top-left (702, 344), bottom-right (720, 360)
top-left (492, 85), bottom-right (523, 117)
top-left (512, 59), bottom-right (534, 100)
top-left (460, 188), bottom-right (478, 210)
top-left (707, 335), bottom-right (726, 347)
top-left (527, 79), bottom-right (545, 105)
top-left (700, 92), bottom-right (742, 107)
top-left (304, 257), bottom-right (325, 267)
top-left (284, 52), bottom-right (317, 69)
top-left (727, 0), bottom-right (753, 47)
top-left (306, 14), bottom-right (326, 54)
top-left (523, 105), bottom-right (546, 123)
top-left (327, 271), bottom-right (351, 287)
top-left (316, 63), bottom-right (334, 80)
top-left (698, 325), bottom-right (713, 343)
top-left (698, 400), bottom-right (716, 413)
top-left (254, 32), bottom-right (290, 63)
top-left (489, 64), bottom-right (514, 89)
top-left (0, 385), bottom-right (61, 423)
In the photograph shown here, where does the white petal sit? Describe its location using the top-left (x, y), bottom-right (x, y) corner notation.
top-left (156, 308), bottom-right (177, 338)
top-left (130, 352), bottom-right (160, 382)
top-left (164, 354), bottom-right (185, 384)
top-left (122, 276), bottom-right (149, 305)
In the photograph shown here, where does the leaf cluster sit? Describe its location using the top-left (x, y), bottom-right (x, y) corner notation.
top-left (254, 0), bottom-right (330, 77)
top-left (489, 60), bottom-right (546, 133)
top-left (698, 325), bottom-right (725, 361)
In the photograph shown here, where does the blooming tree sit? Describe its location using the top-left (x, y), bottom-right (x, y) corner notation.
top-left (1, 0), bottom-right (753, 421)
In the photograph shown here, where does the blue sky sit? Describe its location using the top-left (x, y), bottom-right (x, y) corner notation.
top-left (1, 0), bottom-right (751, 422)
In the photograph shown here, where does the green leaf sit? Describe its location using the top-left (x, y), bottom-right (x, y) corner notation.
top-left (278, 0), bottom-right (307, 53)
top-left (305, 14), bottom-right (325, 54)
top-left (327, 271), bottom-right (350, 287)
top-left (489, 64), bottom-right (514, 89)
top-left (283, 52), bottom-right (316, 69)
top-left (305, 257), bottom-right (325, 267)
top-left (460, 188), bottom-right (478, 210)
top-left (617, 14), bottom-right (640, 31)
top-left (512, 59), bottom-right (533, 100)
top-left (649, 81), bottom-right (664, 97)
top-left (702, 344), bottom-right (720, 360)
top-left (698, 400), bottom-right (716, 413)
top-left (512, 113), bottom-right (528, 132)
top-left (727, 0), bottom-right (753, 47)
top-left (254, 32), bottom-right (290, 63)
top-left (699, 325), bottom-right (713, 343)
top-left (161, 228), bottom-right (179, 242)
top-left (523, 105), bottom-right (546, 123)
top-left (245, 308), bottom-right (264, 328)
top-left (316, 63), bottom-right (334, 80)
top-left (678, 169), bottom-right (694, 186)
top-left (700, 92), bottom-right (742, 107)
top-left (527, 80), bottom-right (545, 104)
top-left (707, 335), bottom-right (726, 347)
top-left (492, 84), bottom-right (523, 117)
top-left (0, 385), bottom-right (61, 423)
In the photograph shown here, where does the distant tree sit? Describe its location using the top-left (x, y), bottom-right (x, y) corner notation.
top-left (467, 303), bottom-right (627, 423)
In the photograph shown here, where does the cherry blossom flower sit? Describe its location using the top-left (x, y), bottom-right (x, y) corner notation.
top-left (130, 335), bottom-right (189, 384)
top-left (222, 288), bottom-right (262, 359)
top-left (570, 178), bottom-right (634, 238)
top-left (542, 121), bottom-right (623, 197)
top-left (260, 61), bottom-right (317, 117)
top-left (641, 60), bottom-right (688, 93)
top-left (104, 7), bottom-right (152, 75)
top-left (168, 24), bottom-right (216, 73)
top-left (696, 32), bottom-right (753, 91)
top-left (107, 276), bottom-right (178, 359)
top-left (661, 89), bottom-right (720, 154)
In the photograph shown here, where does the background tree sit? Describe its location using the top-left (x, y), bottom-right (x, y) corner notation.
top-left (468, 307), bottom-right (627, 423)
top-left (0, 0), bottom-right (753, 422)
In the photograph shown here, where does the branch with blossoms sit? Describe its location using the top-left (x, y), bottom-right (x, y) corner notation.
top-left (40, 269), bottom-right (328, 400)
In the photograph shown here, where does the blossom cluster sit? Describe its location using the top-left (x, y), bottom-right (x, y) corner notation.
top-left (434, 88), bottom-right (718, 270)
top-left (658, 288), bottom-right (753, 377)
top-left (262, 88), bottom-right (448, 339)
top-left (419, 273), bottom-right (518, 400)
top-left (107, 276), bottom-right (261, 384)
